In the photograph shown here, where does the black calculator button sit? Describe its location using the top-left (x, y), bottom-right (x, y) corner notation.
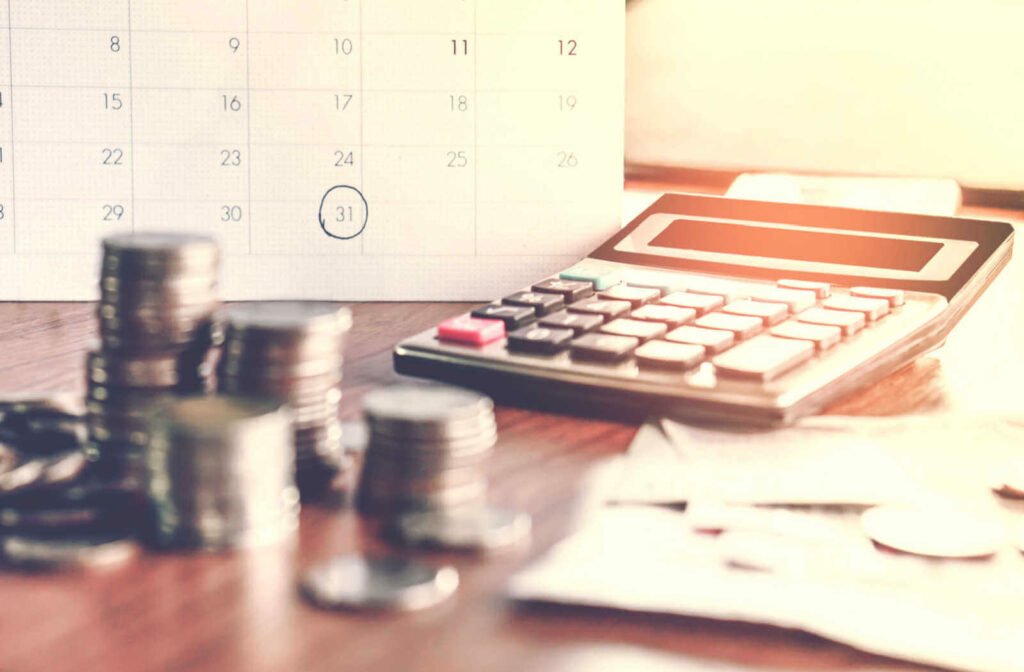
top-left (597, 285), bottom-right (660, 308)
top-left (538, 311), bottom-right (603, 335)
top-left (631, 304), bottom-right (695, 328)
top-left (635, 340), bottom-right (705, 370)
top-left (600, 318), bottom-right (667, 342)
top-left (660, 292), bottom-right (724, 315)
top-left (470, 304), bottom-right (536, 330)
top-left (532, 278), bottom-right (594, 303)
top-left (507, 325), bottom-right (574, 354)
top-left (566, 298), bottom-right (631, 323)
top-left (502, 291), bottom-right (564, 316)
top-left (570, 333), bottom-right (639, 362)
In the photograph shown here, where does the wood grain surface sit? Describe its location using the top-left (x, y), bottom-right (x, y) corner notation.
top-left (0, 200), bottom-right (1018, 672)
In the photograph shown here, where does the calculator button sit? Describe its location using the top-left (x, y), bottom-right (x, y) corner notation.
top-left (695, 313), bottom-right (764, 340)
top-left (437, 315), bottom-right (506, 346)
top-left (851, 286), bottom-right (905, 307)
top-left (502, 291), bottom-right (564, 316)
top-left (470, 304), bottom-right (537, 330)
top-left (532, 278), bottom-right (594, 303)
top-left (600, 318), bottom-right (667, 342)
top-left (722, 300), bottom-right (788, 326)
top-left (797, 307), bottom-right (865, 336)
top-left (665, 325), bottom-right (735, 354)
top-left (506, 325), bottom-right (574, 354)
top-left (823, 295), bottom-right (890, 321)
top-left (713, 336), bottom-right (814, 381)
top-left (631, 304), bottom-right (695, 327)
top-left (770, 320), bottom-right (842, 351)
top-left (622, 270), bottom-right (687, 294)
top-left (566, 298), bottom-right (631, 323)
top-left (750, 287), bottom-right (817, 313)
top-left (559, 265), bottom-right (621, 291)
top-left (685, 277), bottom-right (750, 302)
top-left (778, 279), bottom-right (831, 299)
top-left (660, 292), bottom-right (724, 315)
top-left (635, 340), bottom-right (705, 370)
top-left (570, 333), bottom-right (639, 362)
top-left (538, 310), bottom-right (603, 335)
top-left (598, 285), bottom-right (660, 307)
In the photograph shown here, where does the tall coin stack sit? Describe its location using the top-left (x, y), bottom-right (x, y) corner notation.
top-left (217, 302), bottom-right (352, 495)
top-left (357, 384), bottom-right (496, 515)
top-left (145, 396), bottom-right (299, 550)
top-left (87, 233), bottom-right (220, 471)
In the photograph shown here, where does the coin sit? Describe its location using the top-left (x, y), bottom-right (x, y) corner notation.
top-left (87, 348), bottom-right (212, 389)
top-left (0, 393), bottom-right (85, 418)
top-left (861, 506), bottom-right (1007, 558)
top-left (363, 384), bottom-right (495, 440)
top-left (393, 506), bottom-right (531, 552)
top-left (0, 532), bottom-right (139, 570)
top-left (102, 232), bottom-right (219, 276)
top-left (221, 301), bottom-right (352, 338)
top-left (300, 555), bottom-right (458, 612)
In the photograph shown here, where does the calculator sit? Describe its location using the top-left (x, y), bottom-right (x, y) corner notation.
top-left (394, 193), bottom-right (1013, 425)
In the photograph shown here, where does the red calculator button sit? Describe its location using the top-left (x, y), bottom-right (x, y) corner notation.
top-left (437, 315), bottom-right (505, 346)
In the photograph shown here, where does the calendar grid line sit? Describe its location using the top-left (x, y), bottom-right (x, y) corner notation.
top-left (0, 85), bottom-right (582, 95)
top-left (245, 0), bottom-right (253, 253)
top-left (126, 0), bottom-right (136, 232)
top-left (2, 27), bottom-right (588, 37)
top-left (358, 0), bottom-right (364, 256)
top-left (5, 0), bottom-right (15, 253)
top-left (473, 0), bottom-right (478, 256)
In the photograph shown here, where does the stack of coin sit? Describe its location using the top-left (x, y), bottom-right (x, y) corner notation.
top-left (88, 233), bottom-right (220, 468)
top-left (217, 302), bottom-right (352, 496)
top-left (144, 396), bottom-right (299, 550)
top-left (357, 384), bottom-right (496, 515)
top-left (0, 395), bottom-right (142, 570)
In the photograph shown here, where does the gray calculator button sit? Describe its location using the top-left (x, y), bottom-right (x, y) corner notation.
top-left (537, 311), bottom-right (603, 335)
top-left (570, 333), bottom-right (639, 362)
top-left (635, 340), bottom-right (705, 370)
top-left (502, 291), bottom-right (564, 316)
top-left (532, 278), bottom-right (594, 303)
top-left (851, 286), bottom-right (905, 307)
top-left (695, 312), bottom-right (764, 340)
top-left (599, 318), bottom-right (667, 342)
top-left (713, 335), bottom-right (814, 381)
top-left (566, 298), bottom-right (631, 323)
top-left (823, 295), bottom-right (890, 321)
top-left (750, 286), bottom-right (817, 313)
top-left (685, 277), bottom-right (751, 302)
top-left (665, 325), bottom-right (735, 354)
top-left (797, 307), bottom-right (865, 336)
top-left (770, 320), bottom-right (842, 351)
top-left (598, 285), bottom-right (661, 308)
top-left (778, 279), bottom-right (831, 299)
top-left (631, 304), bottom-right (695, 327)
top-left (470, 304), bottom-right (536, 330)
top-left (507, 325), bottom-right (574, 354)
top-left (660, 292), bottom-right (724, 315)
top-left (722, 299), bottom-right (788, 326)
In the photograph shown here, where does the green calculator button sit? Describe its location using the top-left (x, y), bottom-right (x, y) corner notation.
top-left (559, 265), bottom-right (621, 290)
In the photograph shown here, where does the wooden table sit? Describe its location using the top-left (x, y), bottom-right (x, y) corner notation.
top-left (0, 195), bottom-right (1019, 672)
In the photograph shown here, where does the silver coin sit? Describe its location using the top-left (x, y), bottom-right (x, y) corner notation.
top-left (1, 533), bottom-right (138, 570)
top-left (0, 393), bottom-right (85, 418)
top-left (861, 506), bottom-right (1007, 559)
top-left (0, 458), bottom-right (46, 494)
top-left (363, 384), bottom-right (494, 439)
top-left (222, 302), bottom-right (352, 337)
top-left (393, 506), bottom-right (531, 552)
top-left (340, 420), bottom-right (368, 455)
top-left (300, 554), bottom-right (458, 612)
top-left (102, 232), bottom-right (219, 276)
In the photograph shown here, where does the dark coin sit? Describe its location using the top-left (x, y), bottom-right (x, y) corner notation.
top-left (102, 232), bottom-right (219, 276)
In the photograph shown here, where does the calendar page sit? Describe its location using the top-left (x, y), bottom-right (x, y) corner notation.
top-left (0, 1), bottom-right (623, 300)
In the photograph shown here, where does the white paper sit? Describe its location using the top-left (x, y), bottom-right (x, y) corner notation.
top-left (0, 1), bottom-right (624, 299)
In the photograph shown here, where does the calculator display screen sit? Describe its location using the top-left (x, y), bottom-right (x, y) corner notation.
top-left (649, 218), bottom-right (943, 272)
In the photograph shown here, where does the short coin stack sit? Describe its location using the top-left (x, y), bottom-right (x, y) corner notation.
top-left (357, 384), bottom-right (496, 515)
top-left (88, 233), bottom-right (220, 470)
top-left (217, 302), bottom-right (352, 495)
top-left (145, 396), bottom-right (299, 550)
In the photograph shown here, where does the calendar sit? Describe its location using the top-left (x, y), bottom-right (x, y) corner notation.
top-left (0, 1), bottom-right (624, 300)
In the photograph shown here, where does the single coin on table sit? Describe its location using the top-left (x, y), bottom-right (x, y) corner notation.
top-left (861, 506), bottom-right (1007, 559)
top-left (300, 554), bottom-right (459, 612)
top-left (0, 532), bottom-right (139, 570)
top-left (393, 506), bottom-right (532, 552)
